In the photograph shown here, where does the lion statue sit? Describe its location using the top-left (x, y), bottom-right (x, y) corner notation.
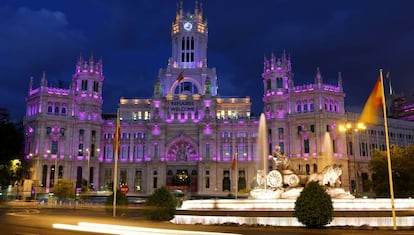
top-left (307, 165), bottom-right (342, 187)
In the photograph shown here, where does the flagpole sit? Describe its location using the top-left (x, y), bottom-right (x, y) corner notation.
top-left (113, 108), bottom-right (120, 217)
top-left (380, 69), bottom-right (397, 230)
top-left (235, 152), bottom-right (238, 199)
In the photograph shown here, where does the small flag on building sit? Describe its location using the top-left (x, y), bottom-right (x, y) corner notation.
top-left (176, 71), bottom-right (184, 83)
top-left (231, 153), bottom-right (237, 171)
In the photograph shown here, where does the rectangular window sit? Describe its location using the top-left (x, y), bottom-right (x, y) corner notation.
top-left (81, 80), bottom-right (88, 91)
top-left (304, 139), bottom-right (310, 153)
top-left (79, 129), bottom-right (85, 141)
top-left (310, 103), bottom-right (314, 111)
top-left (278, 128), bottom-right (284, 139)
top-left (121, 146), bottom-right (128, 159)
top-left (153, 177), bottom-right (158, 189)
top-left (205, 143), bottom-right (210, 158)
top-left (78, 144), bottom-right (83, 156)
top-left (154, 143), bottom-right (158, 158)
top-left (51, 141), bottom-right (58, 154)
top-left (220, 144), bottom-right (231, 161)
top-left (278, 142), bottom-right (284, 154)
top-left (104, 168), bottom-right (112, 188)
top-left (134, 170), bottom-right (142, 192)
top-left (120, 169), bottom-right (127, 185)
top-left (276, 77), bottom-right (283, 88)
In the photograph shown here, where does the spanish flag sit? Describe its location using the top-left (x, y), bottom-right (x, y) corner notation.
top-left (231, 152), bottom-right (237, 171)
top-left (359, 74), bottom-right (384, 124)
top-left (176, 71), bottom-right (184, 83)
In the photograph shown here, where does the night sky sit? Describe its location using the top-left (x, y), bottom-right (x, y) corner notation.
top-left (1, 0), bottom-right (414, 121)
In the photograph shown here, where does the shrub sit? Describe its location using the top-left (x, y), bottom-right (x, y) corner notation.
top-left (105, 190), bottom-right (129, 216)
top-left (144, 186), bottom-right (177, 221)
top-left (293, 181), bottom-right (333, 228)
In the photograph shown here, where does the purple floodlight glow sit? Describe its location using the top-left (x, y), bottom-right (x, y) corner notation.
top-left (204, 126), bottom-right (212, 135)
top-left (153, 101), bottom-right (161, 108)
top-left (152, 125), bottom-right (161, 135)
top-left (204, 100), bottom-right (211, 107)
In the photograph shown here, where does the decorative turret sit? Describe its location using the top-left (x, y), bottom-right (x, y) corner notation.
top-left (29, 76), bottom-right (33, 93)
top-left (154, 77), bottom-right (162, 98)
top-left (72, 54), bottom-right (104, 122)
top-left (314, 67), bottom-right (323, 85)
top-left (170, 0), bottom-right (208, 69)
top-left (40, 71), bottom-right (47, 87)
top-left (262, 51), bottom-right (293, 97)
top-left (263, 51), bottom-right (292, 73)
top-left (75, 54), bottom-right (103, 76)
top-left (204, 76), bottom-right (212, 96)
top-left (338, 72), bottom-right (343, 92)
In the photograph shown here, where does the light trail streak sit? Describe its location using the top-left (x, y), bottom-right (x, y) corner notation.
top-left (53, 222), bottom-right (241, 235)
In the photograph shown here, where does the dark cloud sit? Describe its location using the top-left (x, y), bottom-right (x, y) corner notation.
top-left (1, 0), bottom-right (414, 121)
top-left (0, 5), bottom-right (87, 120)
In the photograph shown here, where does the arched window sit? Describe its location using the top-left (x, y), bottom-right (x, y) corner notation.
top-left (174, 81), bottom-right (199, 94)
top-left (276, 77), bottom-right (283, 88)
top-left (266, 80), bottom-right (271, 91)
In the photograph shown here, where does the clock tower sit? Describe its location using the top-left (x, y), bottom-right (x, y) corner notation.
top-left (157, 0), bottom-right (217, 97)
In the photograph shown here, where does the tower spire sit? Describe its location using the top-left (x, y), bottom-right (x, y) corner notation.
top-left (386, 72), bottom-right (393, 95)
top-left (41, 71), bottom-right (47, 87)
top-left (314, 67), bottom-right (323, 84)
top-left (338, 72), bottom-right (343, 91)
top-left (29, 76), bottom-right (33, 92)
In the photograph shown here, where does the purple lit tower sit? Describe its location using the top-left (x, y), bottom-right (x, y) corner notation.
top-left (102, 1), bottom-right (254, 195)
top-left (262, 53), bottom-right (350, 187)
top-left (24, 55), bottom-right (103, 192)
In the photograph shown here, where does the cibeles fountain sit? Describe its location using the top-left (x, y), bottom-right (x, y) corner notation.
top-left (250, 114), bottom-right (353, 200)
top-left (172, 114), bottom-right (414, 227)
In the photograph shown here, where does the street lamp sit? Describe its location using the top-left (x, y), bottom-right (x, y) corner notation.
top-left (338, 122), bottom-right (366, 196)
top-left (86, 148), bottom-right (90, 190)
top-left (46, 149), bottom-right (58, 188)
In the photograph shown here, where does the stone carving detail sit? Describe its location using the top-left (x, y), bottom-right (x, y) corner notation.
top-left (307, 165), bottom-right (342, 187)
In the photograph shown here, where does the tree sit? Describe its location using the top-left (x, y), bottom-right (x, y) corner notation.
top-left (52, 179), bottom-right (75, 201)
top-left (294, 181), bottom-right (333, 228)
top-left (143, 186), bottom-right (177, 221)
top-left (370, 144), bottom-right (414, 197)
top-left (0, 121), bottom-right (24, 189)
top-left (0, 122), bottom-right (24, 164)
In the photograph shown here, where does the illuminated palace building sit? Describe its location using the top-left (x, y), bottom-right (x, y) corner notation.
top-left (24, 2), bottom-right (414, 197)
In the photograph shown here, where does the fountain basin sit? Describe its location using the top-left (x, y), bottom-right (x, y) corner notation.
top-left (171, 198), bottom-right (414, 227)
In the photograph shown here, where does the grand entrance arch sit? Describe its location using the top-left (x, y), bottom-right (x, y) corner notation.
top-left (164, 135), bottom-right (199, 193)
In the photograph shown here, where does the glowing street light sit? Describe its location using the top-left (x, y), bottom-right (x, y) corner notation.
top-left (338, 121), bottom-right (366, 196)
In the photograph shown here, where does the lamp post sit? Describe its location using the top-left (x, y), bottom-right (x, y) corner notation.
top-left (338, 122), bottom-right (366, 196)
top-left (30, 153), bottom-right (39, 199)
top-left (86, 148), bottom-right (90, 189)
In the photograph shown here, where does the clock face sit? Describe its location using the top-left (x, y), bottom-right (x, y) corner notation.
top-left (183, 22), bottom-right (192, 31)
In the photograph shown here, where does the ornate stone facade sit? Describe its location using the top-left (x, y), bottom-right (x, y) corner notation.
top-left (24, 2), bottom-right (414, 197)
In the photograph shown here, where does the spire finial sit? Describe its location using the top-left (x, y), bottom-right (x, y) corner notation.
top-left (338, 72), bottom-right (343, 90)
top-left (29, 76), bottom-right (33, 91)
top-left (315, 67), bottom-right (323, 84)
top-left (41, 71), bottom-right (47, 87)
